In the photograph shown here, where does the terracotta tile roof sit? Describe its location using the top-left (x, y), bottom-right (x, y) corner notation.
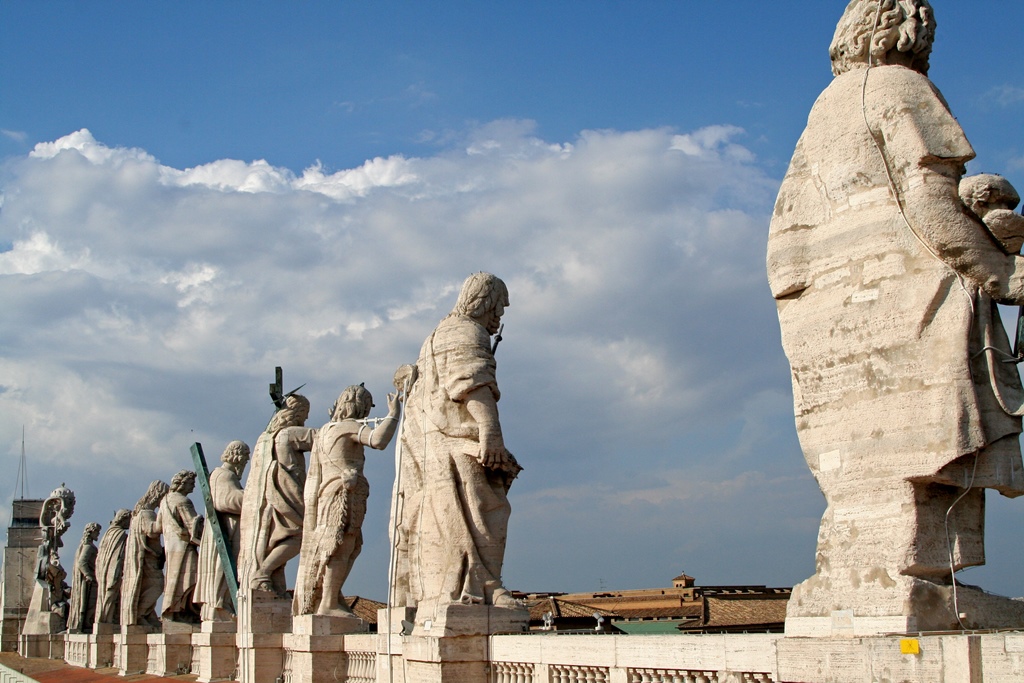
top-left (527, 597), bottom-right (619, 620)
top-left (612, 605), bottom-right (703, 620)
top-left (345, 595), bottom-right (385, 624)
top-left (701, 596), bottom-right (788, 628)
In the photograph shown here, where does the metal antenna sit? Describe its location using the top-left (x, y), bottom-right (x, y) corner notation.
top-left (13, 425), bottom-right (29, 499)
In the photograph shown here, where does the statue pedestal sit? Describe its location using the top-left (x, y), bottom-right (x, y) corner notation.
top-left (64, 632), bottom-right (89, 667)
top-left (87, 630), bottom-right (116, 668)
top-left (411, 602), bottom-right (529, 638)
top-left (118, 624), bottom-right (156, 675)
top-left (236, 590), bottom-right (292, 683)
top-left (18, 633), bottom-right (64, 659)
top-left (785, 574), bottom-right (1024, 637)
top-left (145, 632), bottom-right (195, 676)
top-left (193, 619), bottom-right (238, 682)
top-left (282, 615), bottom-right (370, 683)
top-left (378, 604), bottom-right (529, 683)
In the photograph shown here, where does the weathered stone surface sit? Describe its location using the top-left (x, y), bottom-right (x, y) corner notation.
top-left (294, 385), bottom-right (399, 617)
top-left (92, 509), bottom-right (130, 629)
top-left (22, 485), bottom-right (75, 637)
top-left (120, 481), bottom-right (168, 630)
top-left (392, 273), bottom-right (522, 616)
top-left (238, 394), bottom-right (314, 598)
top-left (195, 440), bottom-right (249, 624)
top-left (768, 0), bottom-right (1024, 634)
top-left (160, 470), bottom-right (204, 625)
top-left (66, 522), bottom-right (99, 634)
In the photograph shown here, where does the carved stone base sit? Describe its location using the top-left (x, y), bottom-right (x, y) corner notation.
top-left (786, 574), bottom-right (1024, 636)
top-left (117, 626), bottom-right (152, 675)
top-left (192, 631), bottom-right (238, 682)
top-left (18, 633), bottom-right (64, 659)
top-left (145, 632), bottom-right (194, 676)
top-left (92, 621), bottom-right (117, 635)
top-left (88, 632), bottom-right (115, 668)
top-left (236, 590), bottom-right (292, 683)
top-left (293, 613), bottom-right (368, 636)
top-left (411, 603), bottom-right (529, 637)
top-left (65, 632), bottom-right (90, 667)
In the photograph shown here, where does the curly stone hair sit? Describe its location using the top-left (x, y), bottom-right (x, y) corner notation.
top-left (452, 272), bottom-right (509, 320)
top-left (83, 522), bottom-right (101, 540)
top-left (170, 469), bottom-right (197, 492)
top-left (220, 440), bottom-right (251, 465)
top-left (111, 508), bottom-right (132, 528)
top-left (830, 0), bottom-right (935, 76)
top-left (268, 393), bottom-right (310, 432)
top-left (331, 384), bottom-right (374, 421)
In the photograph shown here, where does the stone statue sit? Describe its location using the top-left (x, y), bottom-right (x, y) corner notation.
top-left (159, 470), bottom-right (204, 624)
top-left (239, 393), bottom-right (315, 596)
top-left (22, 484), bottom-right (76, 635)
top-left (392, 272), bottom-right (522, 612)
top-left (93, 509), bottom-right (131, 628)
top-left (960, 174), bottom-right (1024, 255)
top-left (121, 481), bottom-right (168, 629)
top-left (767, 0), bottom-right (1024, 634)
top-left (195, 440), bottom-right (249, 622)
top-left (66, 522), bottom-right (100, 633)
top-left (294, 385), bottom-right (400, 617)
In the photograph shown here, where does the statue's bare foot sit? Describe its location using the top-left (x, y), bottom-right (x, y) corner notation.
top-left (316, 605), bottom-right (355, 618)
top-left (491, 588), bottom-right (523, 609)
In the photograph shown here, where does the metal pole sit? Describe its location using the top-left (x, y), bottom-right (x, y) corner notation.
top-left (190, 442), bottom-right (239, 612)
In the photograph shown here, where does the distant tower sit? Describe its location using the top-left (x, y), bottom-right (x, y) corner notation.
top-left (0, 429), bottom-right (45, 651)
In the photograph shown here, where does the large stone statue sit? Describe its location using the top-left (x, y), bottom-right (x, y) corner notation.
top-left (767, 0), bottom-right (1024, 635)
top-left (195, 440), bottom-right (249, 622)
top-left (121, 481), bottom-right (168, 629)
top-left (22, 484), bottom-right (76, 636)
top-left (294, 385), bottom-right (400, 617)
top-left (239, 394), bottom-right (315, 596)
top-left (160, 470), bottom-right (204, 624)
top-left (66, 522), bottom-right (100, 633)
top-left (392, 272), bottom-right (522, 613)
top-left (93, 509), bottom-right (131, 628)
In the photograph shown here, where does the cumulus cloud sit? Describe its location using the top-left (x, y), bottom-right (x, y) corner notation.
top-left (0, 122), bottom-right (818, 599)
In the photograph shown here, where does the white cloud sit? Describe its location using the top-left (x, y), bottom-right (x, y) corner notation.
top-left (0, 122), bottom-right (808, 599)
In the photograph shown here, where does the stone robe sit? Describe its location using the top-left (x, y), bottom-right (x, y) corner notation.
top-left (120, 509), bottom-right (163, 627)
top-left (768, 64), bottom-right (1024, 627)
top-left (393, 313), bottom-right (518, 609)
top-left (93, 524), bottom-right (128, 626)
top-left (159, 491), bottom-right (203, 617)
top-left (238, 424), bottom-right (315, 593)
top-left (66, 537), bottom-right (98, 633)
top-left (195, 465), bottom-right (244, 619)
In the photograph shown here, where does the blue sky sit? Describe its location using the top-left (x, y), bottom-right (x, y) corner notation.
top-left (3, 1), bottom-right (1024, 604)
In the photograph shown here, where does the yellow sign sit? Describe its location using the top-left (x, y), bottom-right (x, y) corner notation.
top-left (900, 639), bottom-right (920, 655)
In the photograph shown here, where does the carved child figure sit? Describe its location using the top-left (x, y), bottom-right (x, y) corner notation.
top-left (960, 173), bottom-right (1024, 254)
top-left (293, 385), bottom-right (400, 617)
top-left (67, 522), bottom-right (101, 633)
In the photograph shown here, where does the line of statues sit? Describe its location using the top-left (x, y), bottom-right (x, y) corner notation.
top-left (50, 272), bottom-right (520, 634)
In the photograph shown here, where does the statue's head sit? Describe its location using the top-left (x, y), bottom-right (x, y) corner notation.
top-left (111, 509), bottom-right (132, 529)
top-left (135, 480), bottom-right (170, 513)
top-left (170, 469), bottom-right (197, 494)
top-left (830, 0), bottom-right (935, 76)
top-left (83, 522), bottom-right (101, 542)
top-left (220, 440), bottom-right (251, 475)
top-left (452, 272), bottom-right (509, 335)
top-left (270, 393), bottom-right (310, 431)
top-left (331, 384), bottom-right (374, 421)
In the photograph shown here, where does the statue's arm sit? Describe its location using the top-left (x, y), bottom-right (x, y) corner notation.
top-left (464, 385), bottom-right (506, 468)
top-left (303, 447), bottom-right (321, 533)
top-left (79, 547), bottom-right (97, 582)
top-left (898, 167), bottom-right (1024, 303)
top-left (366, 392), bottom-right (402, 450)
